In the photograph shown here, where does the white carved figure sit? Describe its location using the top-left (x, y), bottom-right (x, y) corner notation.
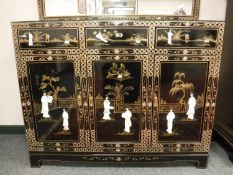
top-left (62, 109), bottom-right (69, 131)
top-left (28, 32), bottom-right (33, 46)
top-left (187, 93), bottom-right (196, 120)
top-left (167, 29), bottom-right (173, 45)
top-left (166, 109), bottom-right (175, 134)
top-left (135, 38), bottom-right (141, 44)
top-left (103, 97), bottom-right (114, 120)
top-left (45, 33), bottom-right (50, 42)
top-left (41, 92), bottom-right (53, 118)
top-left (185, 34), bottom-right (190, 43)
top-left (96, 32), bottom-right (108, 43)
top-left (122, 108), bottom-right (132, 133)
top-left (64, 39), bottom-right (70, 45)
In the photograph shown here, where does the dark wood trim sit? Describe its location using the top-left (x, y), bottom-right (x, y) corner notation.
top-left (214, 122), bottom-right (233, 163)
top-left (0, 125), bottom-right (25, 134)
top-left (214, 0), bottom-right (233, 164)
top-left (215, 122), bottom-right (233, 146)
top-left (29, 153), bottom-right (208, 168)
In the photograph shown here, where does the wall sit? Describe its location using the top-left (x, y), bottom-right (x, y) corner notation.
top-left (0, 0), bottom-right (38, 125)
top-left (0, 0), bottom-right (227, 125)
top-left (199, 0), bottom-right (227, 20)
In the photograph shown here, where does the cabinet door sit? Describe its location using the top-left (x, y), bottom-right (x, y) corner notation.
top-left (20, 56), bottom-right (84, 151)
top-left (14, 25), bottom-right (86, 151)
top-left (158, 61), bottom-right (209, 142)
top-left (153, 24), bottom-right (223, 152)
top-left (85, 54), bottom-right (151, 151)
top-left (27, 61), bottom-right (79, 141)
top-left (152, 54), bottom-right (220, 152)
top-left (18, 55), bottom-right (85, 151)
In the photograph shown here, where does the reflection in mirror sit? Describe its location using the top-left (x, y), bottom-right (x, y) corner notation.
top-left (44, 0), bottom-right (81, 17)
top-left (101, 0), bottom-right (136, 15)
top-left (90, 0), bottom-right (193, 16)
top-left (41, 0), bottom-right (198, 18)
top-left (137, 0), bottom-right (193, 16)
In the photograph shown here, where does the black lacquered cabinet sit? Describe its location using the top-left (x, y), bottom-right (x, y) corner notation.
top-left (12, 20), bottom-right (224, 168)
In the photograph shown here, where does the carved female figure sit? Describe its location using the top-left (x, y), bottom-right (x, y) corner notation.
top-left (103, 97), bottom-right (114, 120)
top-left (41, 92), bottom-right (53, 118)
top-left (122, 108), bottom-right (132, 133)
top-left (167, 29), bottom-right (173, 45)
top-left (62, 109), bottom-right (69, 131)
top-left (186, 93), bottom-right (196, 119)
top-left (166, 109), bottom-right (175, 134)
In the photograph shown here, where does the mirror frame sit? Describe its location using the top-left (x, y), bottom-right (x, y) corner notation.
top-left (37, 0), bottom-right (200, 20)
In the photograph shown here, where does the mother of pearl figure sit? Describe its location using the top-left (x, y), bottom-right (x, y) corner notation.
top-left (41, 92), bottom-right (53, 118)
top-left (166, 109), bottom-right (175, 134)
top-left (62, 109), bottom-right (69, 131)
top-left (103, 97), bottom-right (114, 120)
top-left (187, 93), bottom-right (196, 120)
top-left (122, 108), bottom-right (132, 133)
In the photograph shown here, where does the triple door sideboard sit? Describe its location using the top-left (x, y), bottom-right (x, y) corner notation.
top-left (11, 20), bottom-right (224, 168)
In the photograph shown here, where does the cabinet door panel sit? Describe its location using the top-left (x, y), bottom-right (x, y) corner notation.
top-left (27, 61), bottom-right (79, 141)
top-left (93, 61), bottom-right (142, 142)
top-left (158, 62), bottom-right (209, 142)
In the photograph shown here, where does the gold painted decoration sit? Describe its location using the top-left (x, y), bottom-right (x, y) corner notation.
top-left (18, 28), bottom-right (79, 49)
top-left (85, 28), bottom-right (149, 48)
top-left (11, 20), bottom-right (224, 154)
top-left (156, 28), bottom-right (218, 48)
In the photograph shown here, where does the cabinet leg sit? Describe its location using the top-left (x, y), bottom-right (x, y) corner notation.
top-left (196, 157), bottom-right (208, 169)
top-left (30, 156), bottom-right (41, 168)
top-left (196, 161), bottom-right (207, 169)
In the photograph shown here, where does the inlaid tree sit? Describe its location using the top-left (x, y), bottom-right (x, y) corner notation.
top-left (39, 75), bottom-right (67, 105)
top-left (169, 72), bottom-right (194, 103)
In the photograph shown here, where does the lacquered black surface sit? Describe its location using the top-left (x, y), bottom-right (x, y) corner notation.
top-left (93, 61), bottom-right (142, 142)
top-left (29, 153), bottom-right (208, 168)
top-left (86, 28), bottom-right (148, 48)
top-left (156, 28), bottom-right (218, 48)
top-left (27, 62), bottom-right (79, 141)
top-left (158, 62), bottom-right (209, 142)
top-left (19, 28), bottom-right (79, 49)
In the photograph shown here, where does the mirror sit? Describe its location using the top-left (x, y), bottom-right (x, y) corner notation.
top-left (42, 0), bottom-right (85, 17)
top-left (137, 0), bottom-right (193, 16)
top-left (44, 0), bottom-right (78, 16)
top-left (38, 0), bottom-right (199, 19)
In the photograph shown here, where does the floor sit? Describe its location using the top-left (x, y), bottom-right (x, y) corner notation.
top-left (0, 134), bottom-right (232, 175)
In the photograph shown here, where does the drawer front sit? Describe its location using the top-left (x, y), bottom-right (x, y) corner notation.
top-left (155, 28), bottom-right (218, 49)
top-left (18, 28), bottom-right (79, 49)
top-left (85, 27), bottom-right (149, 48)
